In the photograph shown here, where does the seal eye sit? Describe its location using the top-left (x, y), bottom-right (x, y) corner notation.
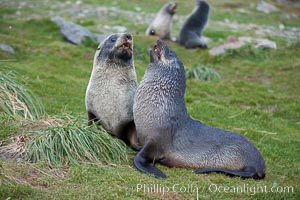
top-left (110, 36), bottom-right (117, 42)
top-left (150, 30), bottom-right (155, 35)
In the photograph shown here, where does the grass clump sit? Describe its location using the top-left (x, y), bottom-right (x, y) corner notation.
top-left (0, 160), bottom-right (16, 187)
top-left (0, 69), bottom-right (45, 120)
top-left (185, 65), bottom-right (220, 81)
top-left (25, 118), bottom-right (129, 167)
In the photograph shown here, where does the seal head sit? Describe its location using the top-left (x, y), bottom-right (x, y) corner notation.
top-left (150, 40), bottom-right (183, 68)
top-left (96, 33), bottom-right (133, 63)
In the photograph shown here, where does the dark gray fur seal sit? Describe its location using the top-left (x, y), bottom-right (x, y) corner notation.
top-left (178, 0), bottom-right (210, 48)
top-left (133, 40), bottom-right (265, 179)
top-left (85, 33), bottom-right (139, 150)
top-left (146, 2), bottom-right (177, 40)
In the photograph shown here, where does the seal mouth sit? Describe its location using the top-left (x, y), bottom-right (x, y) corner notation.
top-left (169, 2), bottom-right (177, 14)
top-left (118, 41), bottom-right (133, 51)
top-left (152, 43), bottom-right (161, 59)
top-left (171, 3), bottom-right (177, 12)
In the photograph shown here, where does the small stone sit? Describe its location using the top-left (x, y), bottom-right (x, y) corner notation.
top-left (209, 36), bottom-right (276, 56)
top-left (227, 36), bottom-right (239, 43)
top-left (0, 43), bottom-right (15, 54)
top-left (256, 1), bottom-right (278, 13)
top-left (253, 38), bottom-right (277, 49)
top-left (75, 1), bottom-right (82, 5)
top-left (279, 24), bottom-right (285, 30)
top-left (112, 25), bottom-right (127, 33)
top-left (135, 7), bottom-right (141, 12)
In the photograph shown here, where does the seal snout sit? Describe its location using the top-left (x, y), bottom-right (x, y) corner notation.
top-left (124, 33), bottom-right (132, 40)
top-left (153, 44), bottom-right (161, 54)
top-left (152, 40), bottom-right (163, 59)
top-left (118, 33), bottom-right (133, 51)
top-left (170, 2), bottom-right (177, 14)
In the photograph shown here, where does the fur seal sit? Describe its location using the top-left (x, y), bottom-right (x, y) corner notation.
top-left (85, 33), bottom-right (139, 150)
top-left (133, 40), bottom-right (265, 179)
top-left (178, 0), bottom-right (210, 49)
top-left (146, 2), bottom-right (177, 40)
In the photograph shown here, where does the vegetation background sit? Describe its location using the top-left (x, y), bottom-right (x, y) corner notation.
top-left (0, 0), bottom-right (299, 199)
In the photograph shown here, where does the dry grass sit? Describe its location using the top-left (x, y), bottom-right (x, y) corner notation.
top-left (0, 69), bottom-right (45, 120)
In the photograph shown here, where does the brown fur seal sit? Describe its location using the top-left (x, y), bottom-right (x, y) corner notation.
top-left (146, 2), bottom-right (177, 40)
top-left (133, 40), bottom-right (265, 179)
top-left (178, 0), bottom-right (210, 48)
top-left (85, 33), bottom-right (140, 150)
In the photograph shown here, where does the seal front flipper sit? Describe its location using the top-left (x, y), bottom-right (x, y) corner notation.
top-left (195, 166), bottom-right (263, 179)
top-left (87, 112), bottom-right (98, 126)
top-left (133, 141), bottom-right (166, 178)
top-left (121, 122), bottom-right (142, 151)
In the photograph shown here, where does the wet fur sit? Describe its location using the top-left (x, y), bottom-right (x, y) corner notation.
top-left (133, 40), bottom-right (265, 179)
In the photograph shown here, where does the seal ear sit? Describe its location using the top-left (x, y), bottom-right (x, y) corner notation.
top-left (96, 43), bottom-right (105, 59)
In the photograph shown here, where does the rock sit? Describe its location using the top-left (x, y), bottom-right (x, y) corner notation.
top-left (0, 43), bottom-right (15, 54)
top-left (93, 32), bottom-right (113, 43)
top-left (209, 36), bottom-right (276, 56)
top-left (253, 38), bottom-right (277, 49)
top-left (51, 16), bottom-right (96, 44)
top-left (111, 25), bottom-right (127, 33)
top-left (277, 0), bottom-right (300, 5)
top-left (201, 36), bottom-right (213, 45)
top-left (256, 1), bottom-right (279, 13)
top-left (209, 36), bottom-right (251, 56)
top-left (51, 16), bottom-right (127, 44)
top-left (279, 24), bottom-right (285, 30)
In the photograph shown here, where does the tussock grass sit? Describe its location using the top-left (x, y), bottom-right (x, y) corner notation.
top-left (25, 117), bottom-right (129, 167)
top-left (0, 69), bottom-right (45, 120)
top-left (0, 134), bottom-right (28, 160)
top-left (185, 65), bottom-right (220, 81)
top-left (0, 161), bottom-right (16, 187)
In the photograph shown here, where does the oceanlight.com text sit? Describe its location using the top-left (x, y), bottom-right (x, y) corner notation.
top-left (136, 183), bottom-right (294, 197)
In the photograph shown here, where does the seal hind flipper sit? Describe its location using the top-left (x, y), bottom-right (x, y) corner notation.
top-left (134, 155), bottom-right (166, 178)
top-left (195, 166), bottom-right (264, 179)
top-left (133, 141), bottom-right (166, 178)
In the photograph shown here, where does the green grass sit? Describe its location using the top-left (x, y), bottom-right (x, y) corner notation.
top-left (0, 0), bottom-right (300, 199)
top-left (0, 69), bottom-right (45, 120)
top-left (25, 119), bottom-right (129, 167)
top-left (185, 65), bottom-right (220, 81)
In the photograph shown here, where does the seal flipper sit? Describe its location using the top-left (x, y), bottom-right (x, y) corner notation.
top-left (133, 141), bottom-right (166, 178)
top-left (87, 112), bottom-right (98, 126)
top-left (122, 122), bottom-right (142, 151)
top-left (195, 166), bottom-right (263, 179)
